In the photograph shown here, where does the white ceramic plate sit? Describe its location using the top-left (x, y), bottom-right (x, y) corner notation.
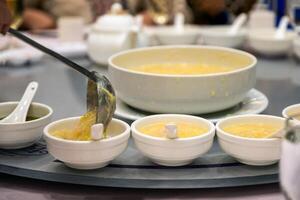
top-left (115, 89), bottom-right (268, 123)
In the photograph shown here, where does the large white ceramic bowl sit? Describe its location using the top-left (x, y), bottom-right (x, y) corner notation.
top-left (282, 103), bottom-right (300, 123)
top-left (44, 117), bottom-right (130, 169)
top-left (131, 114), bottom-right (215, 166)
top-left (216, 114), bottom-right (284, 166)
top-left (144, 26), bottom-right (201, 45)
top-left (109, 45), bottom-right (257, 114)
top-left (0, 102), bottom-right (53, 149)
top-left (200, 26), bottom-right (246, 48)
top-left (248, 29), bottom-right (295, 56)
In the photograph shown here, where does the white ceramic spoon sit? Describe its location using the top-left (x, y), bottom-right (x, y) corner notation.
top-left (268, 128), bottom-right (287, 138)
top-left (91, 123), bottom-right (104, 140)
top-left (274, 16), bottom-right (289, 39)
top-left (174, 12), bottom-right (184, 32)
top-left (228, 13), bottom-right (247, 35)
top-left (165, 123), bottom-right (178, 139)
top-left (267, 116), bottom-right (298, 138)
top-left (0, 81), bottom-right (38, 123)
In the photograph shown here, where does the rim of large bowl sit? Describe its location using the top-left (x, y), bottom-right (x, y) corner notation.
top-left (216, 114), bottom-right (284, 142)
top-left (131, 114), bottom-right (215, 142)
top-left (108, 45), bottom-right (257, 78)
top-left (0, 101), bottom-right (53, 126)
top-left (44, 117), bottom-right (130, 144)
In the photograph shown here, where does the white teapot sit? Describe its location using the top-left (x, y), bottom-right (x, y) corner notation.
top-left (87, 3), bottom-right (137, 65)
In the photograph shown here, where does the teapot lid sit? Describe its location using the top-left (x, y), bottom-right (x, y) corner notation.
top-left (93, 3), bottom-right (134, 31)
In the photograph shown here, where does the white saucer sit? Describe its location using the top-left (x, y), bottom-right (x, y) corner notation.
top-left (115, 89), bottom-right (268, 123)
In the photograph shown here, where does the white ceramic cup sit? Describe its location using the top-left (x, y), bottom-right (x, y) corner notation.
top-left (58, 17), bottom-right (85, 42)
top-left (216, 114), bottom-right (284, 166)
top-left (44, 117), bottom-right (130, 170)
top-left (131, 114), bottom-right (215, 166)
top-left (0, 102), bottom-right (53, 149)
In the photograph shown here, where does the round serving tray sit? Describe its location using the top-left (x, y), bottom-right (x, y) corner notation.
top-left (0, 138), bottom-right (278, 189)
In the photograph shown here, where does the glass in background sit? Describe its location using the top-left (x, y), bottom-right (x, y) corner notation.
top-left (280, 122), bottom-right (300, 200)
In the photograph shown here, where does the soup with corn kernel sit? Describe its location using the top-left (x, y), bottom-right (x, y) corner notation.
top-left (130, 63), bottom-right (242, 75)
top-left (138, 121), bottom-right (209, 138)
top-left (51, 111), bottom-right (99, 141)
top-left (223, 123), bottom-right (282, 138)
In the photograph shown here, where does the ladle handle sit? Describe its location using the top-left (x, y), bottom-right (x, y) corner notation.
top-left (8, 28), bottom-right (96, 81)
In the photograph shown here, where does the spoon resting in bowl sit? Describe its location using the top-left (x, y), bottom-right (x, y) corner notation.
top-left (267, 113), bottom-right (300, 138)
top-left (227, 13), bottom-right (247, 36)
top-left (0, 81), bottom-right (38, 123)
top-left (274, 16), bottom-right (289, 40)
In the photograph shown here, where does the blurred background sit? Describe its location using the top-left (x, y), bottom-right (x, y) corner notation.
top-left (5, 0), bottom-right (291, 30)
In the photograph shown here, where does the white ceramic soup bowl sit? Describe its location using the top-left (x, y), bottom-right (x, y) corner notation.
top-left (44, 117), bottom-right (130, 170)
top-left (131, 114), bottom-right (215, 166)
top-left (109, 45), bottom-right (256, 114)
top-left (0, 102), bottom-right (53, 149)
top-left (216, 114), bottom-right (285, 166)
top-left (200, 26), bottom-right (246, 48)
top-left (248, 29), bottom-right (295, 56)
top-left (282, 103), bottom-right (300, 123)
top-left (144, 25), bottom-right (201, 45)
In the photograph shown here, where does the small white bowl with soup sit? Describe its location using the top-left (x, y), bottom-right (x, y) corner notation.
top-left (131, 114), bottom-right (215, 166)
top-left (44, 116), bottom-right (130, 170)
top-left (216, 114), bottom-right (285, 166)
top-left (282, 104), bottom-right (300, 123)
top-left (109, 46), bottom-right (256, 114)
top-left (0, 102), bottom-right (53, 149)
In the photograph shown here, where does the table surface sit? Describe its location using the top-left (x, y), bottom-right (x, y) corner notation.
top-left (1, 55), bottom-right (299, 199)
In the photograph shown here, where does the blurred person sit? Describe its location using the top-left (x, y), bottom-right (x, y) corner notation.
top-left (21, 0), bottom-right (129, 30)
top-left (226, 0), bottom-right (257, 16)
top-left (126, 0), bottom-right (193, 25)
top-left (187, 0), bottom-right (228, 24)
top-left (21, 0), bottom-right (93, 30)
top-left (0, 0), bottom-right (12, 34)
top-left (187, 0), bottom-right (257, 25)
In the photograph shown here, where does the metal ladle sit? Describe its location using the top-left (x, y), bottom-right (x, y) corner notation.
top-left (7, 28), bottom-right (116, 131)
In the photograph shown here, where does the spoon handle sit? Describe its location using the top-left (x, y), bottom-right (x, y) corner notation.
top-left (8, 28), bottom-right (96, 81)
top-left (275, 16), bottom-right (289, 39)
top-left (228, 13), bottom-right (247, 35)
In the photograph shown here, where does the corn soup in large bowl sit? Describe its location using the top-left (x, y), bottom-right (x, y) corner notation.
top-left (109, 46), bottom-right (256, 114)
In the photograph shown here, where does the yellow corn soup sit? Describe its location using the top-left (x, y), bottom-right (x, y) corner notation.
top-left (51, 111), bottom-right (97, 141)
top-left (138, 121), bottom-right (209, 138)
top-left (223, 123), bottom-right (282, 138)
top-left (130, 63), bottom-right (241, 75)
